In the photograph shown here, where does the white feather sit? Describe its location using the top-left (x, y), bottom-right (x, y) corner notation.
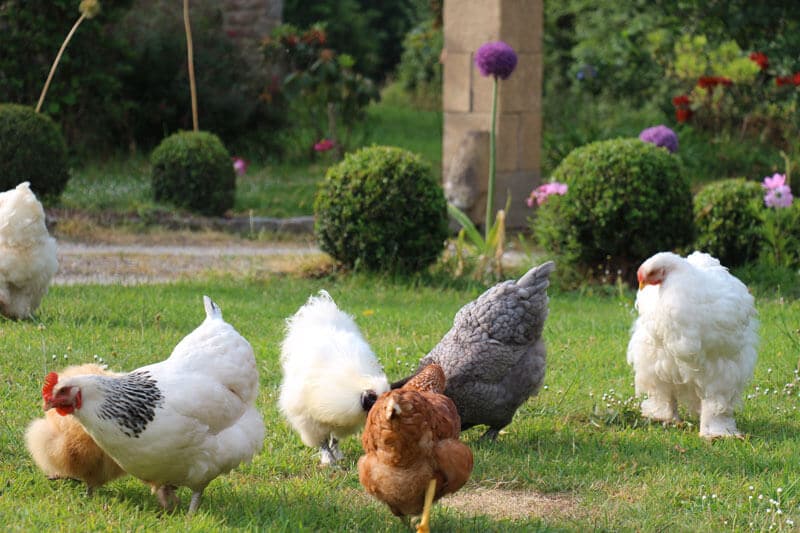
top-left (279, 290), bottom-right (389, 448)
top-left (627, 251), bottom-right (758, 437)
top-left (52, 297), bottom-right (265, 495)
top-left (0, 182), bottom-right (58, 319)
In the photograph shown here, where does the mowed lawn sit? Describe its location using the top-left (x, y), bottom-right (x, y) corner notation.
top-left (1, 276), bottom-right (798, 531)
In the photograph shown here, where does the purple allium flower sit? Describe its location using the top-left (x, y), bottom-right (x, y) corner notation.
top-left (475, 41), bottom-right (518, 80)
top-left (762, 173), bottom-right (793, 208)
top-left (639, 125), bottom-right (679, 154)
top-left (232, 156), bottom-right (248, 176)
top-left (527, 181), bottom-right (568, 207)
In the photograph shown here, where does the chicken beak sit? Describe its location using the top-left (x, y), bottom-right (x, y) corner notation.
top-left (638, 279), bottom-right (645, 291)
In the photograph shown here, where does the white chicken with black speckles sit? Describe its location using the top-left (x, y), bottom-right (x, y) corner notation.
top-left (627, 251), bottom-right (759, 438)
top-left (42, 296), bottom-right (265, 513)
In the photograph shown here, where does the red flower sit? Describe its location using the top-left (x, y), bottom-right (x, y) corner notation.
top-left (697, 76), bottom-right (732, 89)
top-left (776, 75), bottom-right (793, 86)
top-left (794, 72), bottom-right (800, 86)
top-left (675, 108), bottom-right (692, 123)
top-left (672, 94), bottom-right (691, 107)
top-left (749, 51), bottom-right (769, 70)
top-left (314, 139), bottom-right (335, 152)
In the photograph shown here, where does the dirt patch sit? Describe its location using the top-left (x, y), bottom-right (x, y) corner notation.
top-left (442, 486), bottom-right (582, 522)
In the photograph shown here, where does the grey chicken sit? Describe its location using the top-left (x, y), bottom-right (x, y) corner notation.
top-left (394, 261), bottom-right (554, 440)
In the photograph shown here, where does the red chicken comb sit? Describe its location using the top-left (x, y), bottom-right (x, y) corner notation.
top-left (42, 371), bottom-right (59, 401)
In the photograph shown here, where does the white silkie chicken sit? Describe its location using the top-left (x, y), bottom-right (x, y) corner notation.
top-left (42, 296), bottom-right (265, 513)
top-left (627, 251), bottom-right (758, 438)
top-left (0, 181), bottom-right (58, 319)
top-left (279, 290), bottom-right (389, 465)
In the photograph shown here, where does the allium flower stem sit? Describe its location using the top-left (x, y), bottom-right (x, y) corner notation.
top-left (485, 76), bottom-right (498, 238)
top-left (35, 13), bottom-right (88, 113)
top-left (183, 0), bottom-right (199, 132)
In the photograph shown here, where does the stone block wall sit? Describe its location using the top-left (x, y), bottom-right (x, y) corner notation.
top-left (443, 0), bottom-right (543, 228)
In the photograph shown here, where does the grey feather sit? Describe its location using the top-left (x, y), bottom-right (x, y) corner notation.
top-left (417, 261), bottom-right (554, 436)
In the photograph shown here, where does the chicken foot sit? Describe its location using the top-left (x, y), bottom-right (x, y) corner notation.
top-left (319, 436), bottom-right (344, 466)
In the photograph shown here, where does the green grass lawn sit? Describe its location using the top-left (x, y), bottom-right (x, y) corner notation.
top-left (60, 99), bottom-right (442, 220)
top-left (2, 276), bottom-right (798, 531)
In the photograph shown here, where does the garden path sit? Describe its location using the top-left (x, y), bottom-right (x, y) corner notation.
top-left (54, 240), bottom-right (324, 285)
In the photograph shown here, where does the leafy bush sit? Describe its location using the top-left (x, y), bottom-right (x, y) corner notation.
top-left (0, 104), bottom-right (69, 200)
top-left (150, 131), bottom-right (235, 216)
top-left (0, 0), bottom-right (133, 152)
top-left (534, 138), bottom-right (694, 282)
top-left (283, 0), bottom-right (426, 81)
top-left (263, 23), bottom-right (380, 158)
top-left (314, 146), bottom-right (448, 272)
top-left (693, 178), bottom-right (764, 266)
top-left (395, 19), bottom-right (443, 110)
top-left (119, 1), bottom-right (265, 151)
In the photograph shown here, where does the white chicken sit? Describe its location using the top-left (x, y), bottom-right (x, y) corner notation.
top-left (42, 296), bottom-right (265, 513)
top-left (0, 181), bottom-right (58, 319)
top-left (627, 251), bottom-right (758, 438)
top-left (279, 290), bottom-right (389, 465)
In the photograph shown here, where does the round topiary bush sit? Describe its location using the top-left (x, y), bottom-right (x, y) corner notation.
top-left (534, 138), bottom-right (694, 281)
top-left (0, 103), bottom-right (69, 200)
top-left (314, 146), bottom-right (448, 273)
top-left (694, 178), bottom-right (764, 267)
top-left (150, 131), bottom-right (235, 216)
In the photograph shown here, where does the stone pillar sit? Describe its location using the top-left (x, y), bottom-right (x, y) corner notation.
top-left (442, 0), bottom-right (543, 229)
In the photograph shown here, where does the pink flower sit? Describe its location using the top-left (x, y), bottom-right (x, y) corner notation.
top-left (527, 181), bottom-right (568, 207)
top-left (762, 173), bottom-right (793, 208)
top-left (763, 173), bottom-right (787, 190)
top-left (314, 139), bottom-right (335, 152)
top-left (232, 157), bottom-right (248, 176)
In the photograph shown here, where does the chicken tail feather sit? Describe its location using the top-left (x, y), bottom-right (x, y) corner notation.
top-left (517, 260), bottom-right (555, 291)
top-left (203, 295), bottom-right (222, 320)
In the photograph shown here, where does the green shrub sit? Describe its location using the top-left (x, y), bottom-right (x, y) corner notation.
top-left (395, 19), bottom-right (443, 110)
top-left (534, 138), bottom-right (694, 281)
top-left (150, 131), bottom-right (235, 216)
top-left (693, 178), bottom-right (764, 267)
top-left (0, 103), bottom-right (69, 200)
top-left (314, 146), bottom-right (448, 273)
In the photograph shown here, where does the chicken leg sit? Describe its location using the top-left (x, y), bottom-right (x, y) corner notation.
top-left (416, 479), bottom-right (437, 533)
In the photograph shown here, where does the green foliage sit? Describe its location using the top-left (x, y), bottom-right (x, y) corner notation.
top-left (0, 104), bottom-right (70, 200)
top-left (119, 1), bottom-right (266, 151)
top-left (0, 0), bottom-right (133, 152)
top-left (445, 198), bottom-right (509, 282)
top-left (395, 19), bottom-right (443, 110)
top-left (150, 131), bottom-right (235, 217)
top-left (693, 178), bottom-right (764, 267)
top-left (283, 0), bottom-right (426, 81)
top-left (760, 200), bottom-right (800, 270)
top-left (314, 146), bottom-right (448, 273)
top-left (263, 23), bottom-right (380, 158)
top-left (535, 138), bottom-right (694, 282)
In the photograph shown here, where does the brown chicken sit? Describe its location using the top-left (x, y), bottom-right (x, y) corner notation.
top-left (358, 364), bottom-right (473, 527)
top-left (25, 364), bottom-right (126, 494)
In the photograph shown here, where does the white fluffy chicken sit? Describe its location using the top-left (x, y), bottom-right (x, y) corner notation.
top-left (0, 181), bottom-right (58, 319)
top-left (42, 296), bottom-right (265, 513)
top-left (627, 251), bottom-right (758, 438)
top-left (279, 290), bottom-right (389, 466)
